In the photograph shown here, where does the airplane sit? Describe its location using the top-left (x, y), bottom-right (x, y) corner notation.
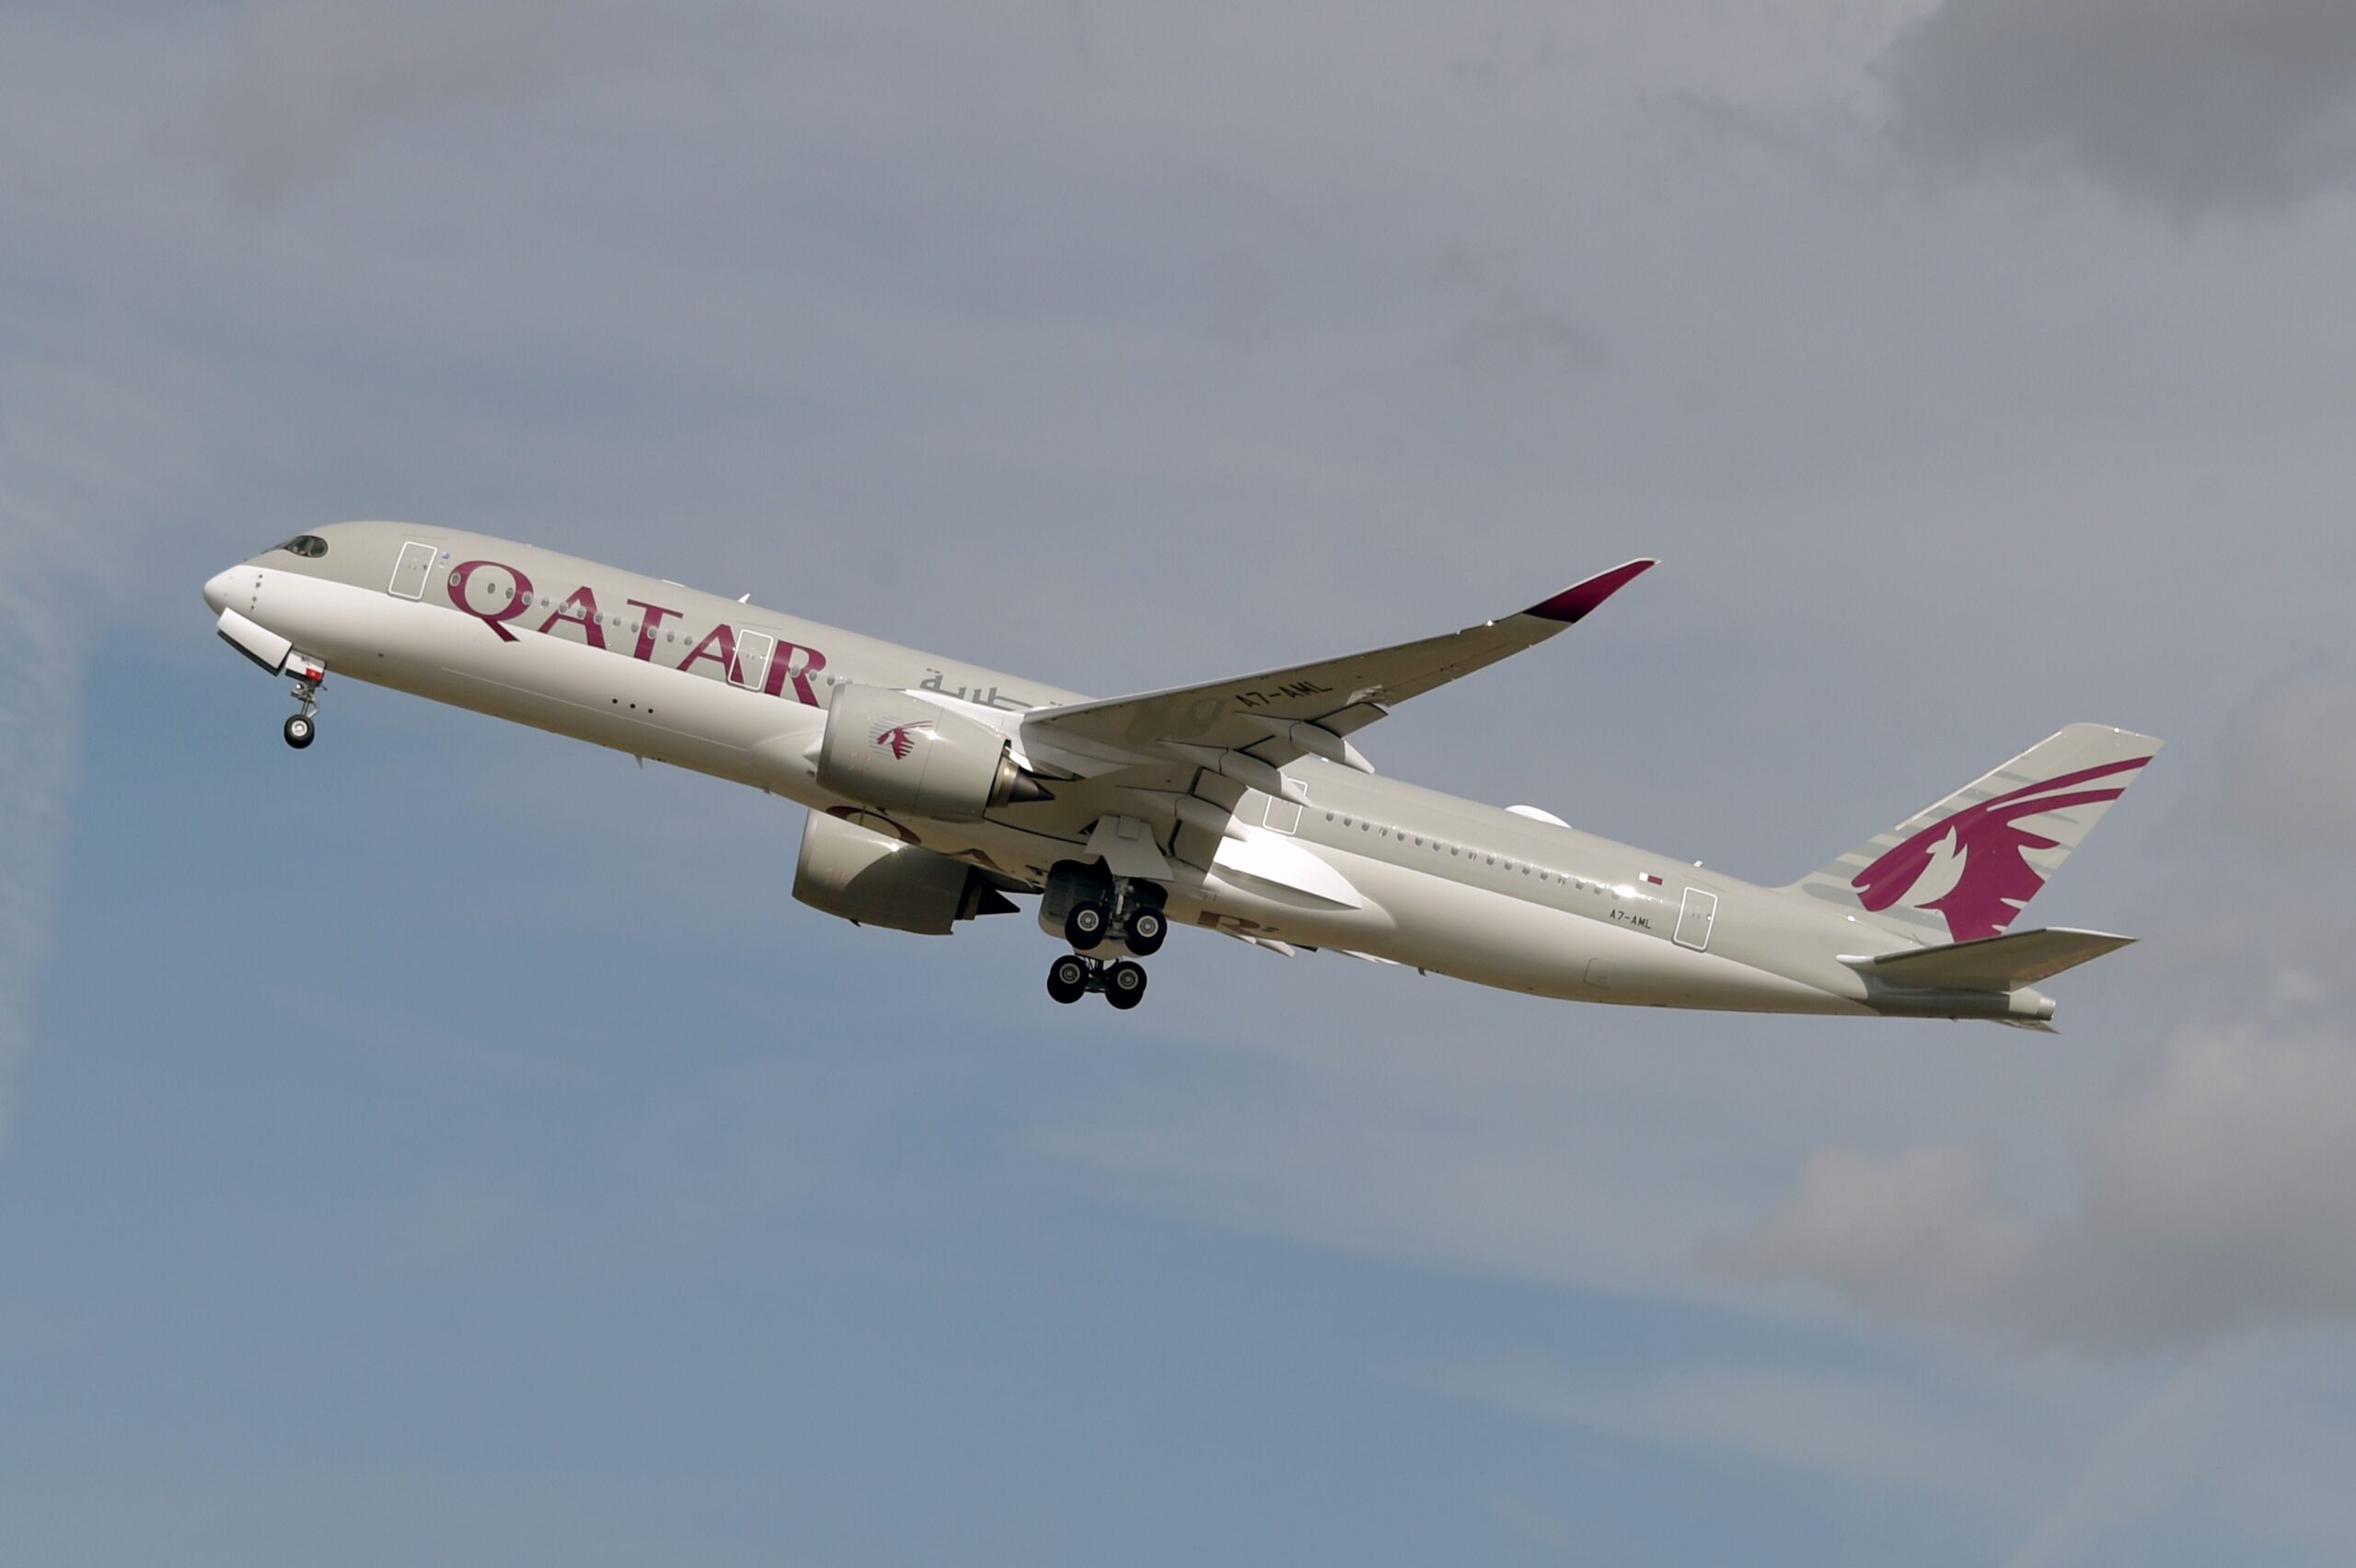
top-left (202, 524), bottom-right (2159, 1023)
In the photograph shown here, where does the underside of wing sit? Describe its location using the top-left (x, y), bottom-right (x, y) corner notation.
top-left (1019, 559), bottom-right (1654, 776)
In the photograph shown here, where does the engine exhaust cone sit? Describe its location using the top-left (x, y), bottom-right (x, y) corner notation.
top-left (1005, 771), bottom-right (1057, 804)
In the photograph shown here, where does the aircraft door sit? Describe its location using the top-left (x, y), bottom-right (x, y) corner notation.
top-left (387, 540), bottom-right (439, 600)
top-left (733, 628), bottom-right (775, 691)
top-left (1673, 887), bottom-right (1718, 951)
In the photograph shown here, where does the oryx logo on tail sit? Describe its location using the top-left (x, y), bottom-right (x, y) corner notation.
top-left (1852, 756), bottom-right (2151, 942)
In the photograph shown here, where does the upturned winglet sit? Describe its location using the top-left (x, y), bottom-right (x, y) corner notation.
top-left (1521, 559), bottom-right (1657, 624)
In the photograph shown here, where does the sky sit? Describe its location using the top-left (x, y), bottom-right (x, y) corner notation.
top-left (3, 1), bottom-right (2354, 1562)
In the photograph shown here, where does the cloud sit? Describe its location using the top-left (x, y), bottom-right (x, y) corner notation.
top-left (1999, 1336), bottom-right (2356, 1568)
top-left (1420, 1351), bottom-right (2017, 1494)
top-left (0, 564), bottom-right (75, 1149)
top-left (378, 1172), bottom-right (545, 1271)
top-left (2190, 666), bottom-right (2356, 853)
top-left (192, 0), bottom-right (760, 204)
top-left (1426, 248), bottom-right (1609, 376)
top-left (1728, 1023), bottom-right (2356, 1353)
top-left (1720, 1146), bottom-right (2036, 1325)
top-left (0, 357), bottom-right (202, 1148)
top-left (1726, 665), bottom-right (2356, 1355)
top-left (1883, 0), bottom-right (2356, 218)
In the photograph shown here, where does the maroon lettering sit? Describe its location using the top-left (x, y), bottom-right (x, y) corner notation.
top-left (538, 585), bottom-right (606, 650)
top-left (626, 598), bottom-right (681, 663)
top-left (764, 640), bottom-right (828, 706)
top-left (447, 559), bottom-right (535, 643)
top-left (679, 623), bottom-right (738, 680)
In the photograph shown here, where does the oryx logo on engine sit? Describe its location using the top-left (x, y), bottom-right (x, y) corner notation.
top-left (872, 721), bottom-right (922, 761)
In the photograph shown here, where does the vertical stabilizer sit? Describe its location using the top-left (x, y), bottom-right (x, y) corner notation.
top-left (1789, 724), bottom-right (2161, 943)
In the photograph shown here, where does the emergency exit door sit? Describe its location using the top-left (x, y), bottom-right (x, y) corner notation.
top-left (1673, 887), bottom-right (1718, 951)
top-left (387, 540), bottom-right (438, 600)
top-left (732, 628), bottom-right (776, 691)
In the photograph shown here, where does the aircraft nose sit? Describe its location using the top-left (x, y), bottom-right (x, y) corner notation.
top-left (202, 567), bottom-right (238, 614)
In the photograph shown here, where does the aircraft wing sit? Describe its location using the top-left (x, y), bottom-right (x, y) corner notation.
top-left (1019, 559), bottom-right (1655, 775)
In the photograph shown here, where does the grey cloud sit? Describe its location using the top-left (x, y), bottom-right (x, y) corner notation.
top-left (0, 357), bottom-right (204, 1148)
top-left (1426, 249), bottom-right (1608, 377)
top-left (1721, 1147), bottom-right (2036, 1327)
top-left (1884, 0), bottom-right (2356, 218)
top-left (0, 574), bottom-right (75, 1149)
top-left (1420, 1353), bottom-right (2024, 1495)
top-left (1726, 665), bottom-right (2356, 1355)
top-left (1434, 285), bottom-right (1609, 376)
top-left (2187, 666), bottom-right (2356, 854)
top-left (192, 0), bottom-right (760, 204)
top-left (1729, 1021), bottom-right (2356, 1353)
top-left (1204, 250), bottom-right (1273, 348)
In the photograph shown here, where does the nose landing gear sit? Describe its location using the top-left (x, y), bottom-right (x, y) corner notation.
top-left (282, 661), bottom-right (326, 750)
top-left (1045, 954), bottom-right (1149, 1010)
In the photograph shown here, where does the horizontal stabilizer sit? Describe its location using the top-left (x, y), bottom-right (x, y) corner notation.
top-left (1846, 928), bottom-right (2133, 992)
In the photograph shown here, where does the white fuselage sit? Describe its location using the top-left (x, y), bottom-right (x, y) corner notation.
top-left (206, 525), bottom-right (2025, 1020)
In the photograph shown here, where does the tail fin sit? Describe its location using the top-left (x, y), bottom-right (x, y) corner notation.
top-left (1790, 724), bottom-right (2162, 943)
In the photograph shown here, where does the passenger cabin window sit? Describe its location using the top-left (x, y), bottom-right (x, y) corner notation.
top-left (275, 535), bottom-right (329, 559)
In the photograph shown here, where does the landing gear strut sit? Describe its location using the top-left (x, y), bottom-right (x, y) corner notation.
top-left (1066, 896), bottom-right (1163, 957)
top-left (283, 663), bottom-right (325, 750)
top-left (1045, 953), bottom-right (1149, 1010)
top-left (1041, 860), bottom-right (1168, 1010)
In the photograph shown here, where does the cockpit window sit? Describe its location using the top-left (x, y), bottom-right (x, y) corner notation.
top-left (276, 535), bottom-right (329, 558)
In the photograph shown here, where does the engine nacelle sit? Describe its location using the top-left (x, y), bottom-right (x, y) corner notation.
top-left (814, 684), bottom-right (1050, 823)
top-left (792, 812), bottom-right (1018, 935)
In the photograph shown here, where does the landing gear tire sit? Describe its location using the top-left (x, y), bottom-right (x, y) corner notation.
top-left (1066, 901), bottom-right (1109, 951)
top-left (1104, 960), bottom-right (1148, 1010)
top-left (283, 713), bottom-right (316, 750)
top-left (1124, 907), bottom-right (1166, 956)
top-left (1046, 955), bottom-right (1090, 1005)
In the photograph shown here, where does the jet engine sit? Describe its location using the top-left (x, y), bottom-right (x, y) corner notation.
top-left (792, 811), bottom-right (1020, 935)
top-left (814, 683), bottom-right (1052, 823)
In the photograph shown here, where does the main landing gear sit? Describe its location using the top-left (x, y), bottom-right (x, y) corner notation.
top-left (1062, 896), bottom-right (1165, 956)
top-left (1045, 952), bottom-right (1149, 1010)
top-left (1042, 861), bottom-right (1167, 1010)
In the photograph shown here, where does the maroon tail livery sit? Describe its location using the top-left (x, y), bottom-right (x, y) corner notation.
top-left (1793, 725), bottom-right (2161, 943)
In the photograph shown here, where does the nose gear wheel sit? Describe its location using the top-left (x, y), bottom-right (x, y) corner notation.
top-left (283, 670), bottom-right (324, 749)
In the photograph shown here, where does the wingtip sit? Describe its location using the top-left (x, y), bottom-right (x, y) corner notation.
top-left (1521, 558), bottom-right (1657, 624)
